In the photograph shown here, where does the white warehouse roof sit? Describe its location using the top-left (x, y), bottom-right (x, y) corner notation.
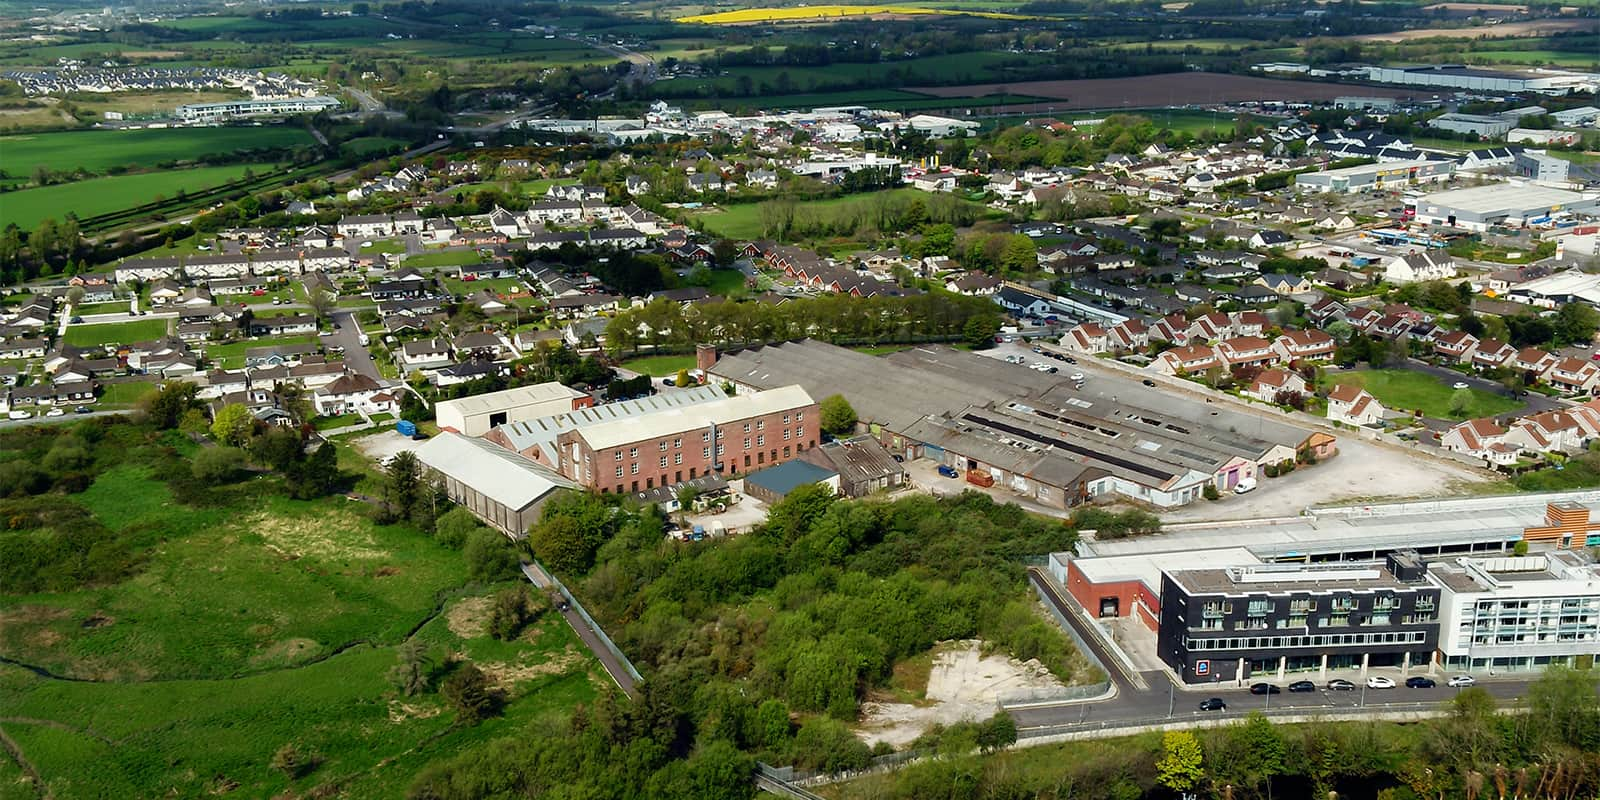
top-left (415, 432), bottom-right (575, 511)
top-left (434, 382), bottom-right (587, 419)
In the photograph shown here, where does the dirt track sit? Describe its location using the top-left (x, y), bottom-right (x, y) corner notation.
top-left (909, 72), bottom-right (1419, 111)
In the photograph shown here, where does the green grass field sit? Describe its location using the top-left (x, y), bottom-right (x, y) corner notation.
top-left (339, 136), bottom-right (410, 158)
top-left (200, 334), bottom-right (321, 369)
top-left (1468, 49), bottom-right (1600, 68)
top-left (61, 318), bottom-right (170, 347)
top-left (96, 382), bottom-right (158, 408)
top-left (403, 249), bottom-right (490, 268)
top-left (3, 164), bottom-right (271, 229)
top-left (696, 187), bottom-right (932, 239)
top-left (703, 267), bottom-right (749, 298)
top-left (620, 354), bottom-right (697, 376)
top-left (1549, 150), bottom-right (1600, 164)
top-left (1324, 368), bottom-right (1521, 420)
top-left (0, 127), bottom-right (313, 176)
top-left (440, 276), bottom-right (540, 308)
top-left (0, 462), bottom-right (600, 798)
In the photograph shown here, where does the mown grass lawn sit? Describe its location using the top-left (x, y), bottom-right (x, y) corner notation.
top-left (1323, 368), bottom-right (1520, 419)
top-left (0, 126), bottom-right (312, 176)
top-left (620, 353), bottom-right (697, 376)
top-left (96, 382), bottom-right (158, 408)
top-left (199, 334), bottom-right (321, 369)
top-left (61, 318), bottom-right (169, 347)
top-left (0, 459), bottom-right (603, 799)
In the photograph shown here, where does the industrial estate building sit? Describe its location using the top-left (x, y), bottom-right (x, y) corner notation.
top-left (413, 432), bottom-right (576, 537)
top-left (482, 382), bottom-right (819, 494)
top-left (1053, 494), bottom-right (1600, 682)
top-left (1407, 183), bottom-right (1600, 231)
top-left (1294, 158), bottom-right (1454, 194)
top-left (434, 382), bottom-right (592, 437)
top-left (705, 339), bottom-right (1321, 509)
top-left (1361, 65), bottom-right (1588, 95)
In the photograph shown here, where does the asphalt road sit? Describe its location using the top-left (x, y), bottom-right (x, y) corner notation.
top-left (327, 310), bottom-right (381, 380)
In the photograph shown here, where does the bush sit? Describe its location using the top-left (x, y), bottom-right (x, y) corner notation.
top-left (464, 529), bottom-right (521, 582)
top-left (1263, 463), bottom-right (1279, 478)
top-left (1203, 484), bottom-right (1220, 501)
top-left (488, 585), bottom-right (544, 640)
top-left (440, 663), bottom-right (499, 722)
top-left (192, 446), bottom-right (245, 485)
top-left (434, 507), bottom-right (480, 549)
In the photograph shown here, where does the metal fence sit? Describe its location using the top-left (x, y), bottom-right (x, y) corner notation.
top-left (520, 560), bottom-right (643, 686)
top-left (1015, 701), bottom-right (1450, 742)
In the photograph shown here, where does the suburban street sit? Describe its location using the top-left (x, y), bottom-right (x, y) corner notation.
top-left (327, 310), bottom-right (381, 379)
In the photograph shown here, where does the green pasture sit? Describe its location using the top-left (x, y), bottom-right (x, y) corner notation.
top-left (0, 127), bottom-right (312, 177)
top-left (2, 164), bottom-right (270, 230)
top-left (620, 353), bottom-right (697, 376)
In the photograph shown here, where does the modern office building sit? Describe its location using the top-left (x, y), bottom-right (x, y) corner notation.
top-left (1156, 554), bottom-right (1442, 684)
top-left (1295, 158), bottom-right (1454, 194)
top-left (434, 382), bottom-right (592, 437)
top-left (1514, 151), bottom-right (1572, 185)
top-left (176, 96), bottom-right (341, 120)
top-left (1428, 549), bottom-right (1600, 673)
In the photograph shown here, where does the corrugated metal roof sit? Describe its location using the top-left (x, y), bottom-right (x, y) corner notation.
top-left (415, 433), bottom-right (575, 511)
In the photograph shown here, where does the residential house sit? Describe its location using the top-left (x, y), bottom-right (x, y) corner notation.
top-left (1513, 347), bottom-right (1559, 380)
top-left (249, 315), bottom-right (317, 336)
top-left (1385, 251), bottom-right (1456, 284)
top-left (1244, 368), bottom-right (1308, 403)
top-left (1064, 323), bottom-right (1108, 353)
top-left (1215, 336), bottom-right (1279, 370)
top-left (1151, 344), bottom-right (1220, 376)
top-left (1544, 358), bottom-right (1600, 396)
top-left (1326, 384), bottom-right (1385, 426)
top-left (1441, 418), bottom-right (1520, 466)
top-left (312, 372), bottom-right (396, 416)
top-left (1256, 273), bottom-right (1313, 295)
top-left (338, 214), bottom-right (394, 239)
top-left (1108, 319), bottom-right (1150, 351)
top-left (1471, 339), bottom-right (1516, 370)
top-left (548, 293), bottom-right (622, 320)
top-left (399, 338), bottom-right (454, 372)
top-left (1433, 331), bottom-right (1480, 365)
top-left (1272, 329), bottom-right (1336, 362)
top-left (1249, 230), bottom-right (1295, 249)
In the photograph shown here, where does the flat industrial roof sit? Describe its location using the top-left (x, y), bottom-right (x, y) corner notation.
top-left (575, 384), bottom-right (815, 451)
top-left (1416, 183), bottom-right (1594, 215)
top-left (434, 382), bottom-right (586, 418)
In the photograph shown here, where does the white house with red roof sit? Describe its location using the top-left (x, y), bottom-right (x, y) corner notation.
top-left (1063, 322), bottom-right (1109, 353)
top-left (1231, 310), bottom-right (1268, 338)
top-left (1108, 319), bottom-right (1149, 351)
top-left (1188, 312), bottom-right (1233, 341)
top-left (1470, 339), bottom-right (1516, 370)
top-left (1151, 344), bottom-right (1220, 376)
top-left (1326, 384), bottom-right (1385, 426)
top-left (1432, 330), bottom-right (1480, 365)
top-left (1504, 410), bottom-right (1592, 455)
top-left (1513, 347), bottom-right (1560, 379)
top-left (1272, 329), bottom-right (1336, 362)
top-left (1151, 313), bottom-right (1192, 345)
top-left (1440, 418), bottom-right (1519, 466)
top-left (1244, 368), bottom-right (1308, 403)
top-left (1215, 336), bottom-right (1279, 370)
top-left (1544, 357), bottom-right (1600, 395)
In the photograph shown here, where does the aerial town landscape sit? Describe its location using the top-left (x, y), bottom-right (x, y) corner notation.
top-left (0, 0), bottom-right (1598, 797)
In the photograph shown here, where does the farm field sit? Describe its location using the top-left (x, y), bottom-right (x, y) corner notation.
top-left (60, 318), bottom-right (170, 347)
top-left (672, 51), bottom-right (1055, 94)
top-left (680, 89), bottom-right (1049, 113)
top-left (909, 72), bottom-right (1420, 110)
top-left (339, 136), bottom-right (410, 158)
top-left (1466, 49), bottom-right (1600, 68)
top-left (1322, 368), bottom-right (1521, 420)
top-left (2, 164), bottom-right (271, 229)
top-left (676, 4), bottom-right (1033, 23)
top-left (1339, 17), bottom-right (1595, 41)
top-left (0, 126), bottom-right (314, 177)
top-left (0, 456), bottom-right (601, 799)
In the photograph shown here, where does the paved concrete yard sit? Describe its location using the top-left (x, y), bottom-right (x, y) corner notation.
top-left (1162, 436), bottom-right (1491, 522)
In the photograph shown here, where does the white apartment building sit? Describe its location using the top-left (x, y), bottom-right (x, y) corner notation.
top-left (1428, 551), bottom-right (1600, 673)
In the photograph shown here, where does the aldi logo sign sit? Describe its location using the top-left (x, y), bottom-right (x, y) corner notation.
top-left (1195, 660), bottom-right (1210, 677)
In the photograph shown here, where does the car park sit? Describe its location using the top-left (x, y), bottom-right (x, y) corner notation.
top-left (1367, 676), bottom-right (1396, 689)
top-left (1198, 697), bottom-right (1227, 711)
top-left (1327, 679), bottom-right (1356, 691)
top-left (1405, 676), bottom-right (1436, 689)
top-left (1287, 680), bottom-right (1316, 693)
top-left (1249, 682), bottom-right (1280, 695)
top-left (1447, 675), bottom-right (1476, 688)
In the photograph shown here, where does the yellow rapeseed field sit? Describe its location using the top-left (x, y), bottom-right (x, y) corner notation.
top-left (676, 5), bottom-right (1032, 23)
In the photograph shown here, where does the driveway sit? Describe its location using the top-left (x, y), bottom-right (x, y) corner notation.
top-left (328, 310), bottom-right (382, 380)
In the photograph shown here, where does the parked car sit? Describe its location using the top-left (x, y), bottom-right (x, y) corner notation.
top-left (1452, 381), bottom-right (1469, 390)
top-left (1250, 682), bottom-right (1281, 695)
top-left (1198, 697), bottom-right (1227, 711)
top-left (74, 406), bottom-right (91, 414)
top-left (1367, 676), bottom-right (1396, 689)
top-left (937, 464), bottom-right (960, 478)
top-left (1142, 379), bottom-right (1156, 387)
top-left (1406, 676), bottom-right (1436, 689)
top-left (7, 410), bottom-right (31, 420)
top-left (1069, 372), bottom-right (1084, 382)
top-left (1327, 679), bottom-right (1356, 691)
top-left (1447, 675), bottom-right (1476, 688)
top-left (1288, 680), bottom-right (1316, 693)
top-left (45, 408), bottom-right (65, 417)
top-left (662, 377), bottom-right (675, 386)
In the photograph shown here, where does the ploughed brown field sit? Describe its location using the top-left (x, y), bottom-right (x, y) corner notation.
top-left (1341, 17), bottom-right (1594, 41)
top-left (908, 72), bottom-right (1418, 111)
